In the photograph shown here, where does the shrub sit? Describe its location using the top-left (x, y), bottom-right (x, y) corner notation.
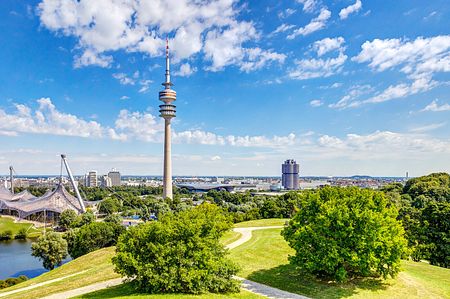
top-left (14, 227), bottom-right (28, 239)
top-left (0, 230), bottom-right (13, 241)
top-left (113, 203), bottom-right (240, 294)
top-left (58, 209), bottom-right (79, 230)
top-left (0, 275), bottom-right (28, 289)
top-left (68, 222), bottom-right (125, 258)
top-left (31, 232), bottom-right (68, 270)
top-left (283, 187), bottom-right (407, 282)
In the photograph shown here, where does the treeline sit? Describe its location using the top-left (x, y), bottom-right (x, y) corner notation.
top-left (382, 172), bottom-right (449, 268)
top-left (0, 275), bottom-right (27, 289)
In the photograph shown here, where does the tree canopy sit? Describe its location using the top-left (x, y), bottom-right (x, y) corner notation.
top-left (283, 187), bottom-right (407, 282)
top-left (31, 232), bottom-right (68, 270)
top-left (113, 203), bottom-right (240, 294)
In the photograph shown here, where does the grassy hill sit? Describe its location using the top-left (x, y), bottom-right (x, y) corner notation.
top-left (1, 219), bottom-right (449, 299)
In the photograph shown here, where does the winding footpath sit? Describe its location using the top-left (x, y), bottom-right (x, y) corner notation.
top-left (4, 226), bottom-right (309, 299)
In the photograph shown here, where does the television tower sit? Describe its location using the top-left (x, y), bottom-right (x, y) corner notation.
top-left (159, 38), bottom-right (176, 199)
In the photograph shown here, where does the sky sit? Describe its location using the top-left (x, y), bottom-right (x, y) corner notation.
top-left (0, 0), bottom-right (449, 177)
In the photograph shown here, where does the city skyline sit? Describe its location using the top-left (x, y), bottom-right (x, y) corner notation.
top-left (0, 0), bottom-right (449, 177)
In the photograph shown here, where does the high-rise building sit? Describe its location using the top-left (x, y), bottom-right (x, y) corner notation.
top-left (108, 170), bottom-right (121, 186)
top-left (85, 171), bottom-right (98, 187)
top-left (159, 39), bottom-right (176, 199)
top-left (282, 159), bottom-right (299, 190)
top-left (100, 175), bottom-right (112, 187)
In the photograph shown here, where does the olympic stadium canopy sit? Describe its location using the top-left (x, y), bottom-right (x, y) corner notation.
top-left (0, 183), bottom-right (84, 218)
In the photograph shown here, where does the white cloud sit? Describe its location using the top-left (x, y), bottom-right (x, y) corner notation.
top-left (296, 0), bottom-right (318, 13)
top-left (287, 8), bottom-right (331, 39)
top-left (410, 122), bottom-right (446, 133)
top-left (339, 0), bottom-right (362, 20)
top-left (329, 84), bottom-right (373, 109)
top-left (353, 35), bottom-right (450, 79)
top-left (38, 0), bottom-right (283, 72)
top-left (278, 8), bottom-right (296, 19)
top-left (289, 52), bottom-right (347, 80)
top-left (0, 98), bottom-right (105, 138)
top-left (112, 73), bottom-right (135, 85)
top-left (421, 100), bottom-right (450, 112)
top-left (270, 23), bottom-right (296, 36)
top-left (210, 155), bottom-right (222, 161)
top-left (310, 99), bottom-right (323, 107)
top-left (138, 80), bottom-right (153, 93)
top-left (120, 96), bottom-right (130, 100)
top-left (312, 37), bottom-right (345, 56)
top-left (173, 63), bottom-right (197, 77)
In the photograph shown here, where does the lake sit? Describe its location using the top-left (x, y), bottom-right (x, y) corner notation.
top-left (0, 239), bottom-right (49, 280)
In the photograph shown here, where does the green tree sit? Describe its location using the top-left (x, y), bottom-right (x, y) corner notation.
top-left (283, 187), bottom-right (407, 282)
top-left (58, 209), bottom-right (79, 230)
top-left (113, 203), bottom-right (240, 294)
top-left (68, 222), bottom-right (124, 258)
top-left (98, 197), bottom-right (121, 215)
top-left (14, 227), bottom-right (28, 239)
top-left (31, 232), bottom-right (68, 270)
top-left (79, 212), bottom-right (95, 226)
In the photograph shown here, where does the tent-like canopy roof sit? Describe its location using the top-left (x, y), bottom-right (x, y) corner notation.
top-left (0, 183), bottom-right (84, 218)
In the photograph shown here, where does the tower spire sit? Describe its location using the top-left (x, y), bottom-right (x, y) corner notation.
top-left (164, 37), bottom-right (172, 88)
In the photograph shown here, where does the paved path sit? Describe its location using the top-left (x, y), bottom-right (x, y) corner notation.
top-left (0, 270), bottom-right (88, 298)
top-left (4, 225), bottom-right (309, 299)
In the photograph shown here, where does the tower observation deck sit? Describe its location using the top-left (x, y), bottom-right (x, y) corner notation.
top-left (159, 39), bottom-right (176, 199)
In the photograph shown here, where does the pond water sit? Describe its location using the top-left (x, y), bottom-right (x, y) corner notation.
top-left (0, 239), bottom-right (72, 280)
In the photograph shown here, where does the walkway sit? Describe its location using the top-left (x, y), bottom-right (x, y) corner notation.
top-left (4, 226), bottom-right (309, 299)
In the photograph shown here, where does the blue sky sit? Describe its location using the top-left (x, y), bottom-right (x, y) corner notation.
top-left (0, 0), bottom-right (449, 176)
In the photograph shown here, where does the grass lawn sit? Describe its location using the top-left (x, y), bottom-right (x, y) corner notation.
top-left (0, 247), bottom-right (120, 299)
top-left (233, 218), bottom-right (287, 228)
top-left (229, 228), bottom-right (450, 299)
top-left (0, 216), bottom-right (43, 238)
top-left (74, 283), bottom-right (264, 299)
top-left (221, 230), bottom-right (242, 246)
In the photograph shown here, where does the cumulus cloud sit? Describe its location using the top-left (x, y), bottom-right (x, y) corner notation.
top-left (421, 100), bottom-right (450, 112)
top-left (287, 8), bottom-right (331, 39)
top-left (339, 0), bottom-right (362, 20)
top-left (289, 52), bottom-right (347, 80)
top-left (173, 63), bottom-right (197, 77)
top-left (38, 0), bottom-right (284, 72)
top-left (296, 0), bottom-right (318, 13)
top-left (312, 37), bottom-right (345, 56)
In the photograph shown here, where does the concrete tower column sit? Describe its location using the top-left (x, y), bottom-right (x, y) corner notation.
top-left (163, 119), bottom-right (173, 198)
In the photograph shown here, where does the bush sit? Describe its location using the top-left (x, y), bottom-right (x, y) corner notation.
top-left (67, 222), bottom-right (125, 259)
top-left (0, 275), bottom-right (28, 289)
top-left (14, 227), bottom-right (28, 239)
top-left (98, 197), bottom-right (121, 215)
top-left (0, 230), bottom-right (13, 241)
top-left (31, 232), bottom-right (68, 270)
top-left (58, 209), bottom-right (79, 230)
top-left (113, 203), bottom-right (240, 294)
top-left (283, 187), bottom-right (407, 282)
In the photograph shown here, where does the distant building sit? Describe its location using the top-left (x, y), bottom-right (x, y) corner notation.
top-left (282, 159), bottom-right (299, 190)
top-left (108, 170), bottom-right (121, 186)
top-left (100, 175), bottom-right (112, 187)
top-left (85, 171), bottom-right (98, 187)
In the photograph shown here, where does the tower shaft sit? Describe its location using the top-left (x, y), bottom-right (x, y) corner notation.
top-left (162, 119), bottom-right (172, 198)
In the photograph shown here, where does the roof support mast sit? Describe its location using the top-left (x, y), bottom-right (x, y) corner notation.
top-left (9, 166), bottom-right (14, 194)
top-left (61, 154), bottom-right (86, 213)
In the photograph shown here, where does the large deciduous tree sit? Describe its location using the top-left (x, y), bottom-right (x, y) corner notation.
top-left (113, 203), bottom-right (240, 294)
top-left (282, 187), bottom-right (407, 282)
top-left (31, 232), bottom-right (68, 270)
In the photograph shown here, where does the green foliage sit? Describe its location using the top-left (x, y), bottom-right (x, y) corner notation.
top-left (397, 173), bottom-right (450, 268)
top-left (0, 275), bottom-right (28, 289)
top-left (98, 197), bottom-right (121, 215)
top-left (283, 187), bottom-right (407, 282)
top-left (31, 232), bottom-right (68, 270)
top-left (103, 214), bottom-right (122, 225)
top-left (0, 229), bottom-right (13, 240)
top-left (14, 227), bottom-right (28, 239)
top-left (67, 222), bottom-right (125, 259)
top-left (58, 209), bottom-right (79, 230)
top-left (113, 203), bottom-right (240, 294)
top-left (79, 212), bottom-right (95, 226)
